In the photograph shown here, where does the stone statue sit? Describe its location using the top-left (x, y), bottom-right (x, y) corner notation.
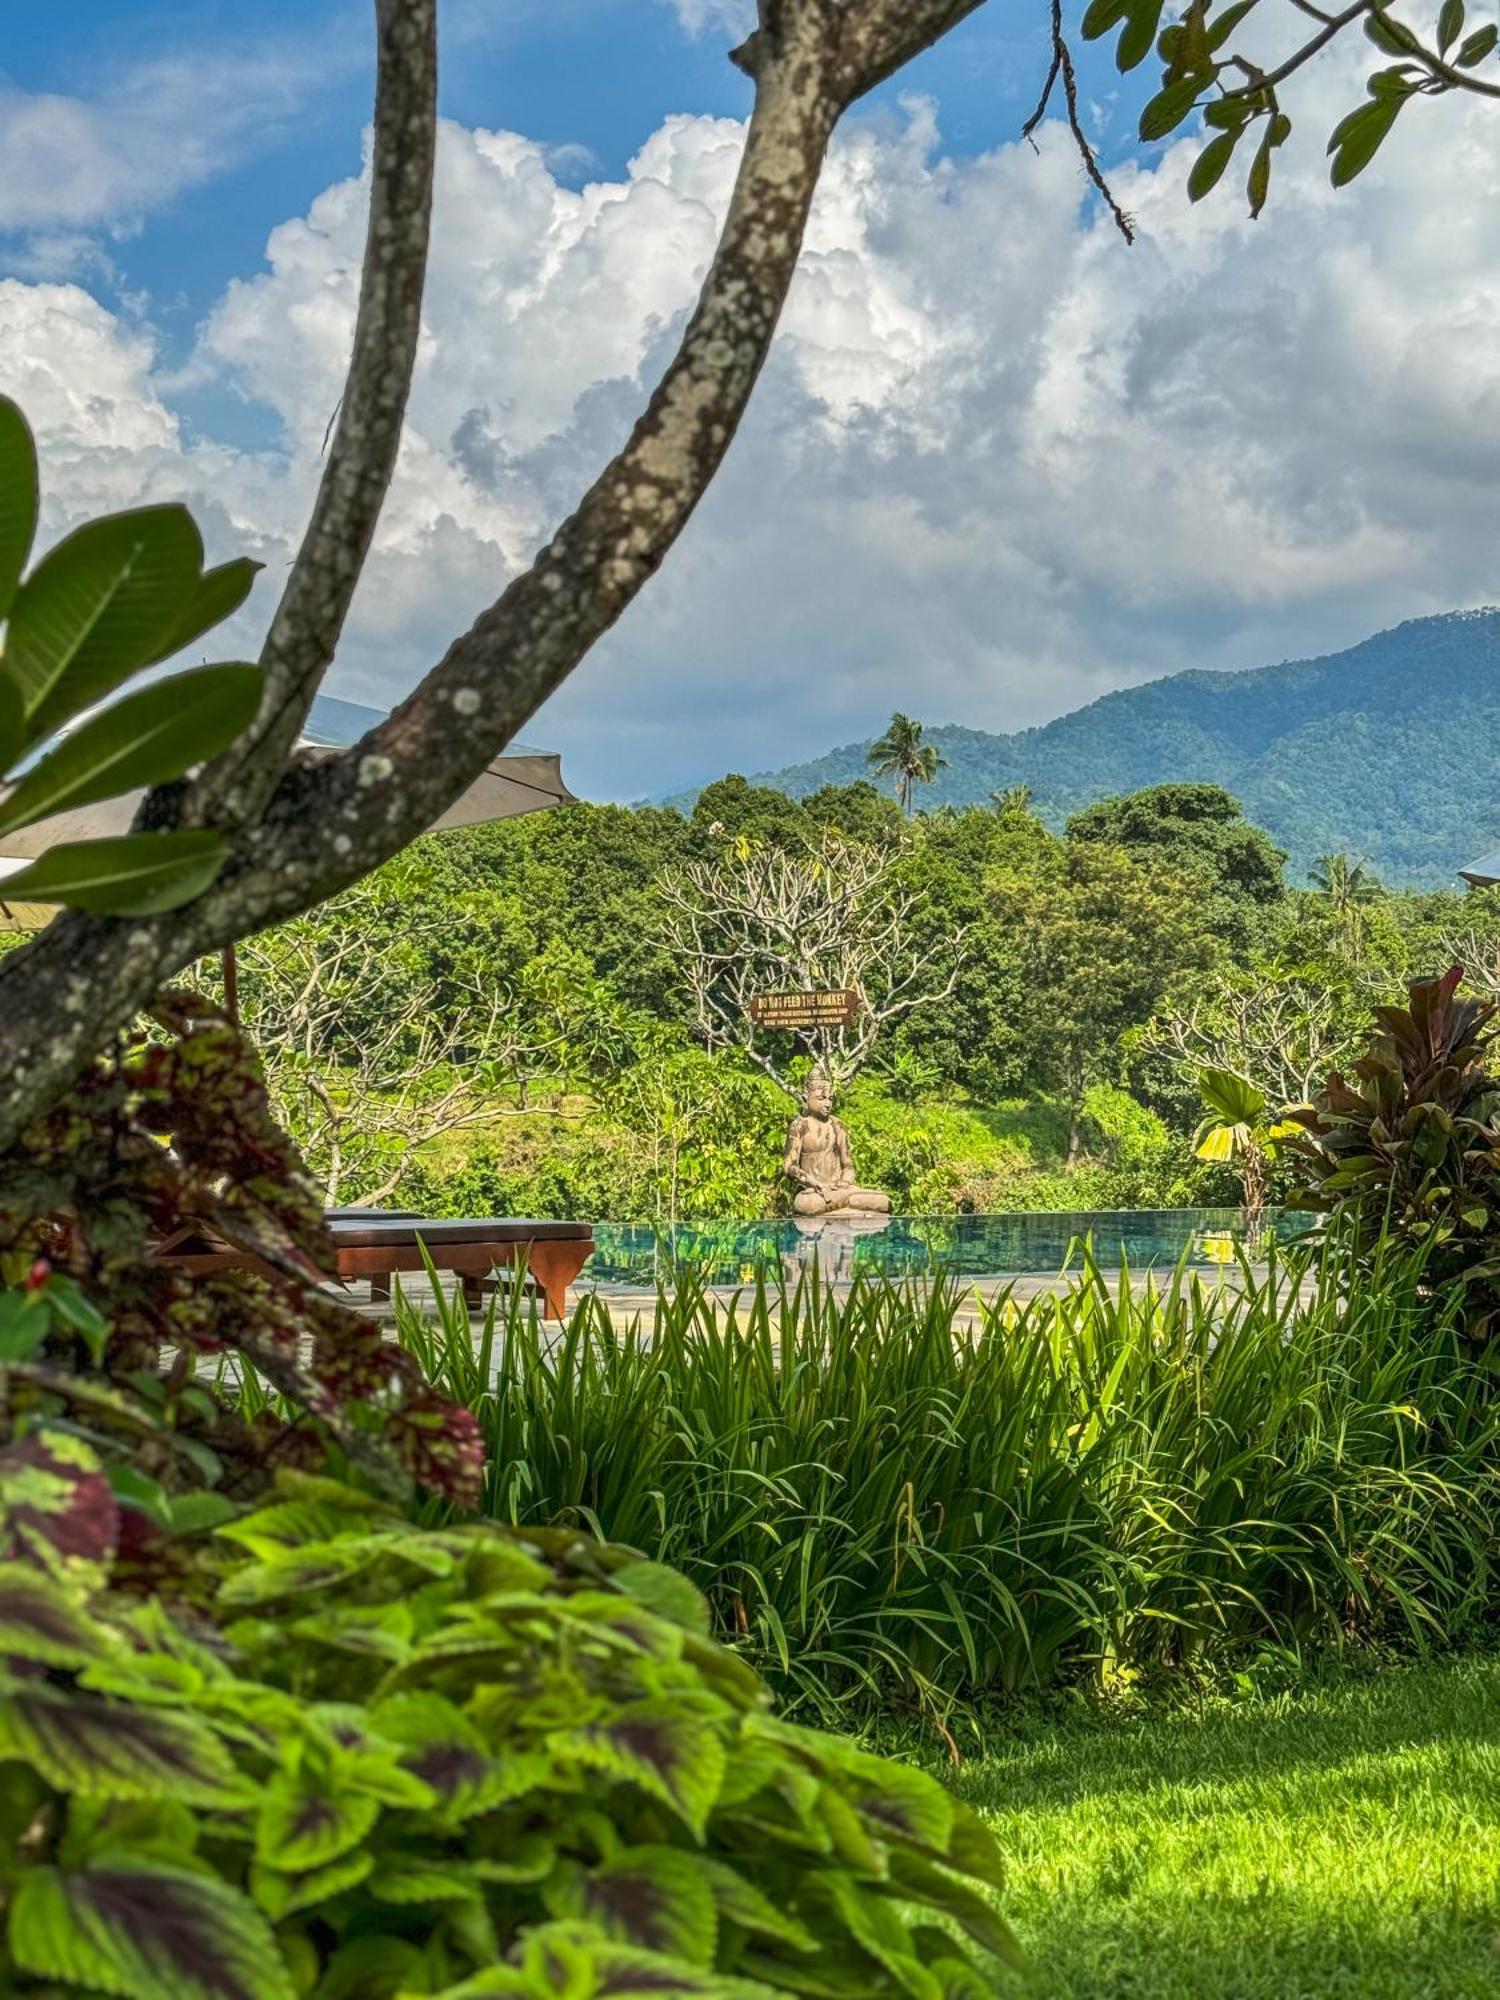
top-left (782, 1070), bottom-right (891, 1218)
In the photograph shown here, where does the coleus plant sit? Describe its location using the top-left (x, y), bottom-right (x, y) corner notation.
top-left (1289, 966), bottom-right (1500, 1342)
top-left (0, 1467), bottom-right (1017, 1999)
top-left (0, 991), bottom-right (484, 1549)
top-left (0, 393), bottom-right (261, 913)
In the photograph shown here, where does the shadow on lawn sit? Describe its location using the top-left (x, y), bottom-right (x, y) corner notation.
top-left (999, 1890), bottom-right (1500, 2000)
top-left (955, 1657), bottom-right (1500, 1813)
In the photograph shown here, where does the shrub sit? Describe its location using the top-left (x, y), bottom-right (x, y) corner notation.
top-left (1290, 966), bottom-right (1500, 1342)
top-left (0, 995), bottom-right (483, 1530)
top-left (0, 1463), bottom-right (1015, 1998)
top-left (400, 1252), bottom-right (1498, 1718)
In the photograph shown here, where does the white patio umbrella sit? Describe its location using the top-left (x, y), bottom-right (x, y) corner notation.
top-left (0, 694), bottom-right (577, 1013)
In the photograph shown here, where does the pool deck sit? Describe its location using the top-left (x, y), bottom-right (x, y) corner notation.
top-left (356, 1261), bottom-right (1301, 1334)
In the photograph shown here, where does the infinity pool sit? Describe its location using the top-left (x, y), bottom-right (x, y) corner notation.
top-left (585, 1207), bottom-right (1318, 1288)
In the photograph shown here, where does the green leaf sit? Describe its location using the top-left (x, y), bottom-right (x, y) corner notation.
top-left (1188, 129), bottom-right (1239, 201)
top-left (8, 1859), bottom-right (295, 2000)
top-left (1206, 0), bottom-right (1262, 51)
top-left (699, 1857), bottom-right (819, 1953)
top-left (1364, 10), bottom-right (1415, 50)
top-left (1117, 0), bottom-right (1168, 69)
top-left (150, 558), bottom-right (261, 666)
top-left (565, 1702), bottom-right (727, 1838)
top-left (1198, 1067), bottom-right (1268, 1124)
top-left (0, 664), bottom-right (262, 839)
top-left (1438, 0), bottom-right (1465, 50)
top-left (613, 1559), bottom-right (712, 1634)
top-left (1456, 21), bottom-right (1498, 60)
top-left (107, 1464), bottom-right (175, 1528)
top-left (249, 1849), bottom-right (374, 1922)
top-left (0, 672), bottom-right (23, 772)
top-left (1328, 95), bottom-right (1403, 185)
top-left (0, 828), bottom-right (227, 914)
top-left (0, 1289), bottom-right (48, 1362)
top-left (1139, 74), bottom-right (1209, 142)
top-left (0, 1683), bottom-right (252, 1806)
top-left (41, 1274), bottom-right (109, 1364)
top-left (884, 1849), bottom-right (1023, 1967)
top-left (254, 1765), bottom-right (381, 1872)
top-left (1081, 0), bottom-right (1131, 37)
top-left (5, 504), bottom-right (206, 741)
top-left (1247, 129), bottom-right (1275, 217)
top-left (0, 1562), bottom-right (108, 1666)
top-left (0, 396), bottom-right (38, 624)
top-left (549, 1848), bottom-right (718, 1966)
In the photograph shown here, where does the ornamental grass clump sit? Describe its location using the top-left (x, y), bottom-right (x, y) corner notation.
top-left (399, 1243), bottom-right (1498, 1718)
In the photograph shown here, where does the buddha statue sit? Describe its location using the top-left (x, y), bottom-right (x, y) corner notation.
top-left (782, 1070), bottom-right (891, 1218)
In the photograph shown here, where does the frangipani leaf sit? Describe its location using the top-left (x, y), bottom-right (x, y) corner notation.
top-left (0, 673), bottom-right (23, 772)
top-left (0, 394), bottom-right (38, 622)
top-left (150, 558), bottom-right (261, 667)
top-left (0, 664), bottom-right (262, 838)
top-left (6, 504), bottom-right (203, 740)
top-left (0, 828), bottom-right (226, 914)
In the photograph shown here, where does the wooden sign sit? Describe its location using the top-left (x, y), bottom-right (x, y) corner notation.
top-left (747, 988), bottom-right (860, 1030)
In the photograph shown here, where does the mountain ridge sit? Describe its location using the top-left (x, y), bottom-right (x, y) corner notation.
top-left (665, 610), bottom-right (1500, 887)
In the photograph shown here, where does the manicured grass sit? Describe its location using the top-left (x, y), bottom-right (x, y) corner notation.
top-left (951, 1658), bottom-right (1500, 1998)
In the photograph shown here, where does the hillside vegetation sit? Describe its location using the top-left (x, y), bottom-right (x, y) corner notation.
top-left (215, 772), bottom-right (1500, 1225)
top-left (717, 610), bottom-right (1500, 886)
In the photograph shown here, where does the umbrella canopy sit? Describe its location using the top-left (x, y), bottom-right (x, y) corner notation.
top-left (0, 695), bottom-right (575, 930)
top-left (1458, 847), bottom-right (1500, 889)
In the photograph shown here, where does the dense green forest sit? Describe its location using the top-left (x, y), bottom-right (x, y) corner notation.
top-left (692, 610), bottom-right (1500, 886)
top-left (230, 774), bottom-right (1500, 1226)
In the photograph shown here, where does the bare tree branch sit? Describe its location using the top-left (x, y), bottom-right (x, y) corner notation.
top-left (1145, 974), bottom-right (1359, 1108)
top-left (190, 0), bottom-right (438, 833)
top-left (654, 829), bottom-right (964, 1093)
top-left (0, 0), bottom-right (997, 1153)
top-left (234, 889), bottom-right (563, 1204)
top-left (1023, 0), bottom-right (1136, 243)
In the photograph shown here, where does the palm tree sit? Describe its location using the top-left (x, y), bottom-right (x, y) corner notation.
top-left (867, 713), bottom-right (947, 815)
top-left (1309, 851), bottom-right (1381, 954)
top-left (990, 783), bottom-right (1033, 819)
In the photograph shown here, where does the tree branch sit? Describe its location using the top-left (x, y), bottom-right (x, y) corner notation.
top-left (0, 0), bottom-right (996, 1153)
top-left (190, 0), bottom-right (438, 832)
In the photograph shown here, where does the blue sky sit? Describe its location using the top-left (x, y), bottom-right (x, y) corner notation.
top-left (1, 2), bottom-right (1143, 437)
top-left (1, 2), bottom-right (1496, 800)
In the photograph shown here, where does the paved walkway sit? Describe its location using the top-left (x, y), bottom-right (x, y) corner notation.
top-left (357, 1261), bottom-right (1299, 1336)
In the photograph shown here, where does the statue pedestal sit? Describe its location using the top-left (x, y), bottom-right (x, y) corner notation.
top-left (784, 1211), bottom-right (892, 1285)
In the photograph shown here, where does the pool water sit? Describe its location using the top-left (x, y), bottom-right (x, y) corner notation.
top-left (585, 1208), bottom-right (1318, 1288)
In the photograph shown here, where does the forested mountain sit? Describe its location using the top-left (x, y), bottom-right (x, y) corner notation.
top-left (714, 612), bottom-right (1500, 886)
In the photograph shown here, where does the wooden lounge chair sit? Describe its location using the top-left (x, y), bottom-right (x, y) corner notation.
top-left (154, 1213), bottom-right (594, 1321)
top-left (329, 1216), bottom-right (593, 1320)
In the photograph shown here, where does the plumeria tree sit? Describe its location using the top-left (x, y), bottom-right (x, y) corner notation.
top-left (2, 0), bottom-right (1498, 1155)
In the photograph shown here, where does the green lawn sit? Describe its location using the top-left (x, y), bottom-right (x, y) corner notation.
top-left (953, 1658), bottom-right (1500, 1999)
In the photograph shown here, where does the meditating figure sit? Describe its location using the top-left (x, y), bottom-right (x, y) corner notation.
top-left (783, 1071), bottom-right (891, 1218)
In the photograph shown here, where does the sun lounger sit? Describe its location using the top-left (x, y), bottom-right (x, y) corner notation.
top-left (154, 1213), bottom-right (594, 1320)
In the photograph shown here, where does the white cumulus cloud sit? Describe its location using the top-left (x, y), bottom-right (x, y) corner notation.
top-left (659, 0), bottom-right (756, 37)
top-left (3, 69), bottom-right (1500, 802)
